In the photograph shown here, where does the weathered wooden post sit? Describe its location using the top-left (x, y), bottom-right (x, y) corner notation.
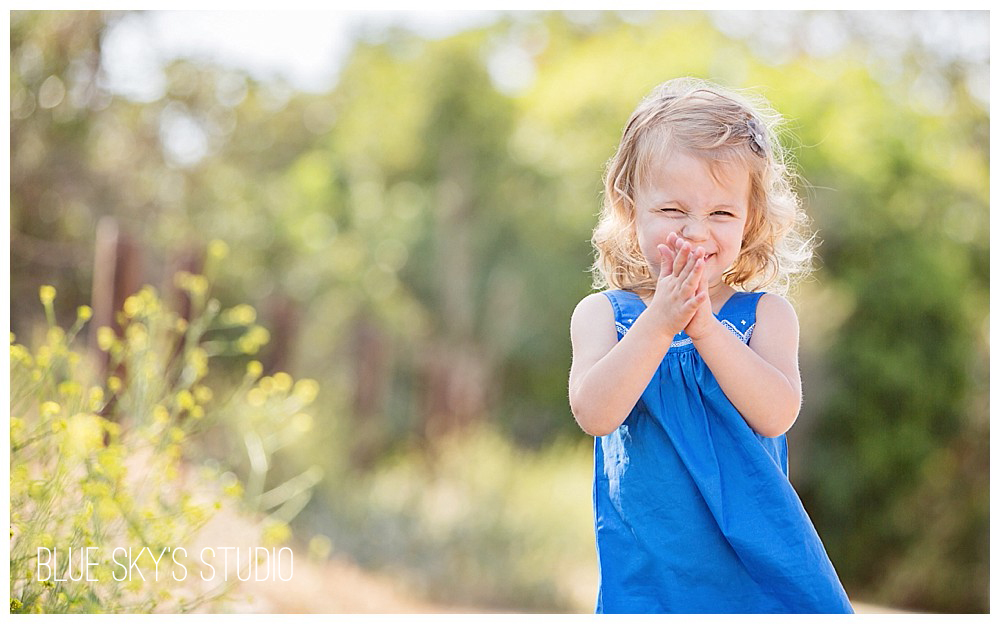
top-left (89, 216), bottom-right (142, 382)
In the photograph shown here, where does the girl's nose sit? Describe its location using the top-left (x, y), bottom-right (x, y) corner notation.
top-left (681, 219), bottom-right (709, 242)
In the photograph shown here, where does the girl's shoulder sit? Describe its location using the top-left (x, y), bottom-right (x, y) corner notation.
top-left (745, 291), bottom-right (800, 350)
top-left (573, 289), bottom-right (642, 312)
top-left (754, 292), bottom-right (798, 321)
top-left (571, 288), bottom-right (647, 332)
top-left (569, 292), bottom-right (619, 360)
top-left (570, 291), bottom-right (615, 330)
top-left (727, 290), bottom-right (795, 316)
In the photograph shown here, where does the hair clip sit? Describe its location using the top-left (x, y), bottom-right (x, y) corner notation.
top-left (746, 117), bottom-right (767, 157)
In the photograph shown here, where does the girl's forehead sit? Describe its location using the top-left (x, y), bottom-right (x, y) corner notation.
top-left (640, 149), bottom-right (751, 200)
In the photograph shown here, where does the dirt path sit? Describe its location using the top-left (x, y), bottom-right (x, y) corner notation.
top-left (189, 508), bottom-right (484, 613)
top-left (191, 508), bottom-right (910, 614)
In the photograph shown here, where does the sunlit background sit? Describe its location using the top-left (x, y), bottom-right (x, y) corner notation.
top-left (9, 10), bottom-right (989, 614)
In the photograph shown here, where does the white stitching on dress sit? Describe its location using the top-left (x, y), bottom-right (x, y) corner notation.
top-left (670, 336), bottom-right (693, 349)
top-left (722, 319), bottom-right (755, 345)
top-left (617, 314), bottom-right (754, 346)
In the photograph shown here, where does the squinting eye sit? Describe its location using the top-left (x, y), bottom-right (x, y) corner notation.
top-left (662, 208), bottom-right (684, 215)
top-left (712, 211), bottom-right (735, 218)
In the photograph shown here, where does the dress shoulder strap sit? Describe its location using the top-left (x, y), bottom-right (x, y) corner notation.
top-left (718, 291), bottom-right (766, 345)
top-left (601, 290), bottom-right (646, 341)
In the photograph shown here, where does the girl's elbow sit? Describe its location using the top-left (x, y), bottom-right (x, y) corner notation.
top-left (569, 397), bottom-right (616, 437)
top-left (583, 422), bottom-right (617, 438)
top-left (759, 403), bottom-right (800, 438)
top-left (758, 422), bottom-right (792, 438)
top-left (571, 406), bottom-right (616, 438)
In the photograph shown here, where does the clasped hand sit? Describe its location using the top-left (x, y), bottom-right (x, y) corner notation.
top-left (647, 232), bottom-right (717, 341)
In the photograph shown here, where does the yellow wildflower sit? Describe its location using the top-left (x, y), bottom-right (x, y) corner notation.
top-left (207, 239), bottom-right (230, 260)
top-left (39, 285), bottom-right (56, 305)
top-left (293, 379), bottom-right (320, 404)
top-left (10, 416), bottom-right (25, 440)
top-left (46, 326), bottom-right (65, 346)
top-left (125, 324), bottom-right (148, 349)
top-left (82, 480), bottom-right (112, 500)
top-left (97, 446), bottom-right (126, 481)
top-left (62, 413), bottom-right (107, 458)
top-left (308, 534), bottom-right (332, 561)
top-left (193, 385), bottom-right (213, 404)
top-left (89, 387), bottom-right (105, 411)
top-left (272, 371), bottom-right (292, 393)
top-left (123, 294), bottom-right (142, 318)
top-left (221, 472), bottom-right (243, 499)
top-left (246, 360), bottom-right (263, 379)
top-left (176, 389), bottom-right (195, 412)
top-left (35, 345), bottom-right (51, 368)
top-left (186, 348), bottom-right (208, 379)
top-left (222, 303), bottom-right (256, 325)
top-left (153, 405), bottom-right (170, 424)
top-left (262, 520), bottom-right (291, 547)
top-left (96, 327), bottom-right (116, 352)
top-left (10, 344), bottom-right (33, 366)
top-left (246, 388), bottom-right (266, 407)
top-left (191, 275), bottom-right (209, 295)
top-left (58, 380), bottom-right (82, 397)
top-left (238, 325), bottom-right (270, 354)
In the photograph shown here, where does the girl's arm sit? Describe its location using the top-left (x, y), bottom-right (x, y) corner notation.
top-left (568, 293), bottom-right (673, 437)
top-left (569, 244), bottom-right (706, 437)
top-left (687, 292), bottom-right (802, 437)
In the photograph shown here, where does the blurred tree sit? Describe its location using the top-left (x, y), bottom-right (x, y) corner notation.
top-left (11, 11), bottom-right (113, 329)
top-left (785, 67), bottom-right (989, 612)
top-left (727, 13), bottom-right (989, 612)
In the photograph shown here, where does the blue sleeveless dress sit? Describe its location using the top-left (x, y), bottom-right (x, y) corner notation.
top-left (593, 289), bottom-right (853, 614)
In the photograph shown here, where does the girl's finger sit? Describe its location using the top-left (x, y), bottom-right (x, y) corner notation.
top-left (672, 240), bottom-right (691, 275)
top-left (681, 256), bottom-right (704, 293)
top-left (657, 244), bottom-right (673, 281)
top-left (692, 289), bottom-right (709, 309)
top-left (660, 243), bottom-right (676, 273)
top-left (677, 251), bottom-right (702, 289)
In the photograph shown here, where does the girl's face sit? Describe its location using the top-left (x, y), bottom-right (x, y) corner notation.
top-left (633, 149), bottom-right (750, 294)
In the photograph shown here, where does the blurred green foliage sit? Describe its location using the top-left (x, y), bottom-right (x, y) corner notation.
top-left (10, 10), bottom-right (988, 613)
top-left (307, 427), bottom-right (595, 611)
top-left (9, 278), bottom-right (319, 612)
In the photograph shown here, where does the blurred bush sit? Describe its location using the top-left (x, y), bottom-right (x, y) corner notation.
top-left (9, 275), bottom-right (320, 613)
top-left (300, 425), bottom-right (595, 612)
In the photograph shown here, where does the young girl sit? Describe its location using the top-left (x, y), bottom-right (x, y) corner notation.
top-left (568, 78), bottom-right (853, 614)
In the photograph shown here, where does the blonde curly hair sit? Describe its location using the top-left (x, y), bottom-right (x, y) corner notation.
top-left (592, 77), bottom-right (814, 297)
